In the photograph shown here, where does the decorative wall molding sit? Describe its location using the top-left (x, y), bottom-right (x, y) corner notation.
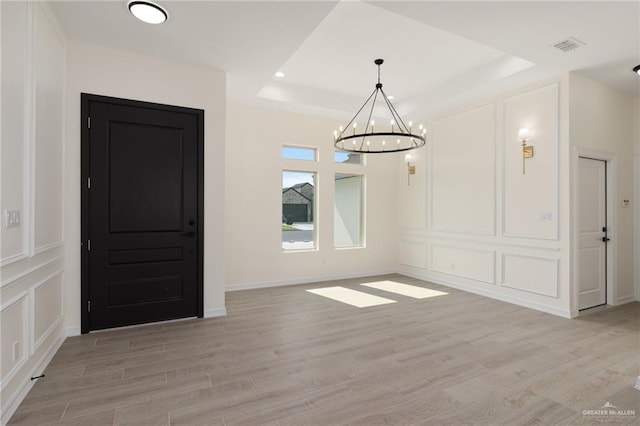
top-left (0, 291), bottom-right (30, 392)
top-left (428, 244), bottom-right (496, 284)
top-left (31, 269), bottom-right (64, 354)
top-left (24, 1), bottom-right (36, 258)
top-left (501, 253), bottom-right (559, 298)
top-left (398, 233), bottom-right (561, 253)
top-left (0, 331), bottom-right (66, 426)
top-left (398, 241), bottom-right (427, 269)
top-left (501, 82), bottom-right (559, 241)
top-left (34, 241), bottom-right (64, 255)
top-left (0, 255), bottom-right (63, 289)
top-left (429, 102), bottom-right (496, 237)
top-left (0, 253), bottom-right (29, 268)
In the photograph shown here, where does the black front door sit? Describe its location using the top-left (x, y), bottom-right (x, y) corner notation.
top-left (81, 94), bottom-right (204, 333)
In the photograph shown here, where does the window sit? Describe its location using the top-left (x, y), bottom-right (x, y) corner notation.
top-left (283, 146), bottom-right (316, 161)
top-left (335, 152), bottom-right (362, 164)
top-left (282, 171), bottom-right (315, 250)
top-left (334, 174), bottom-right (363, 248)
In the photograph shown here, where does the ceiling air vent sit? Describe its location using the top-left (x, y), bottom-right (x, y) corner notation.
top-left (552, 37), bottom-right (585, 52)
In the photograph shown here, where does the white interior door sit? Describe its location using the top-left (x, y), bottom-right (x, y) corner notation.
top-left (577, 157), bottom-right (607, 310)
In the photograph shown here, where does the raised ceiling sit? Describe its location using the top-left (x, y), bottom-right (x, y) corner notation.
top-left (49, 1), bottom-right (640, 121)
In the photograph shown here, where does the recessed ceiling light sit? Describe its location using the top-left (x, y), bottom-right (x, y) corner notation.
top-left (128, 1), bottom-right (168, 24)
top-left (634, 65), bottom-right (640, 75)
top-left (274, 71), bottom-right (285, 78)
top-left (387, 95), bottom-right (395, 100)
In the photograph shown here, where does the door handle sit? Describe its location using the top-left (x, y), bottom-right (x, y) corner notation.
top-left (602, 237), bottom-right (610, 242)
top-left (182, 231), bottom-right (195, 238)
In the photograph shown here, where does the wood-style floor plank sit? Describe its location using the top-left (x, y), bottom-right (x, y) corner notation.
top-left (9, 274), bottom-right (640, 425)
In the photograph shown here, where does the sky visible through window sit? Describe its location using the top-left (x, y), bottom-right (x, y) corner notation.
top-left (282, 171), bottom-right (314, 188)
top-left (282, 146), bottom-right (315, 161)
top-left (335, 152), bottom-right (350, 163)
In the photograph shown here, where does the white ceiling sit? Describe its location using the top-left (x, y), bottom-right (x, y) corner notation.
top-left (49, 1), bottom-right (640, 121)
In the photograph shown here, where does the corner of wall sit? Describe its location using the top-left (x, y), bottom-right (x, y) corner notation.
top-left (1, 1), bottom-right (68, 421)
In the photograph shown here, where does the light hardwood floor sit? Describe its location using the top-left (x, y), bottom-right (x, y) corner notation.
top-left (9, 274), bottom-right (640, 425)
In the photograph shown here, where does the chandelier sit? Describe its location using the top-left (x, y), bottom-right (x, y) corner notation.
top-left (333, 59), bottom-right (426, 154)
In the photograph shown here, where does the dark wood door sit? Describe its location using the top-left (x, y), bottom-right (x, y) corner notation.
top-left (81, 94), bottom-right (204, 333)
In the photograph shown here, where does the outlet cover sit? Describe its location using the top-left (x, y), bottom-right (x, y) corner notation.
top-left (12, 341), bottom-right (20, 362)
top-left (4, 210), bottom-right (20, 228)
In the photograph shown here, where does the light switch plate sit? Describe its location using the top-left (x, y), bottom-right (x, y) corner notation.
top-left (4, 210), bottom-right (20, 228)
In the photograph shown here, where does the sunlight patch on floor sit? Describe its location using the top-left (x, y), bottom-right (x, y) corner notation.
top-left (361, 281), bottom-right (449, 299)
top-left (306, 286), bottom-right (397, 308)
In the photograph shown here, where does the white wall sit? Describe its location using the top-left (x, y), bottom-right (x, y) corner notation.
top-left (397, 77), bottom-right (573, 317)
top-left (225, 104), bottom-right (397, 290)
top-left (569, 73), bottom-right (636, 309)
top-left (63, 41), bottom-right (227, 330)
top-left (397, 73), bottom-right (637, 318)
top-left (1, 2), bottom-right (66, 422)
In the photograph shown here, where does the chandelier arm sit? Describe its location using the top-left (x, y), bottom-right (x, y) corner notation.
top-left (360, 88), bottom-right (380, 151)
top-left (379, 87), bottom-right (410, 134)
top-left (339, 87), bottom-right (377, 138)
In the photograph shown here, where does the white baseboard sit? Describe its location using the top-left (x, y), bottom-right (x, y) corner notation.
top-left (204, 307), bottom-right (227, 318)
top-left (398, 269), bottom-right (573, 319)
top-left (225, 269), bottom-right (396, 292)
top-left (616, 295), bottom-right (636, 305)
top-left (65, 326), bottom-right (81, 337)
top-left (1, 331), bottom-right (67, 425)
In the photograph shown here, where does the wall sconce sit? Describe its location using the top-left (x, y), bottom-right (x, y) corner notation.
top-left (405, 153), bottom-right (415, 185)
top-left (518, 128), bottom-right (534, 174)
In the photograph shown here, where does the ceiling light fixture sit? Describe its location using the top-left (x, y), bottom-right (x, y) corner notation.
top-left (274, 71), bottom-right (285, 78)
top-left (128, 1), bottom-right (168, 24)
top-left (634, 65), bottom-right (640, 75)
top-left (333, 59), bottom-right (425, 154)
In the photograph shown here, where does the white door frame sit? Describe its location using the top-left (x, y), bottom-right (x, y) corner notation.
top-left (572, 148), bottom-right (617, 315)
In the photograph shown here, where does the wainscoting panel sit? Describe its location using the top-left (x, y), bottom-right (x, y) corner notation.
top-left (0, 292), bottom-right (29, 391)
top-left (32, 270), bottom-right (63, 353)
top-left (398, 242), bottom-right (427, 269)
top-left (503, 83), bottom-right (559, 240)
top-left (430, 103), bottom-right (496, 236)
top-left (34, 2), bottom-right (65, 251)
top-left (429, 244), bottom-right (495, 284)
top-left (501, 253), bottom-right (559, 298)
